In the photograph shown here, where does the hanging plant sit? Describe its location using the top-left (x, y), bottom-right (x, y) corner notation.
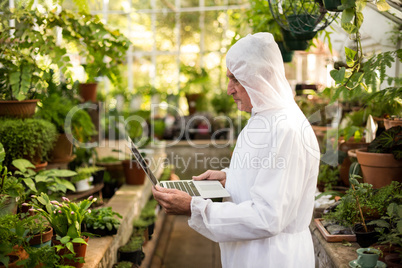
top-left (328, 0), bottom-right (396, 99)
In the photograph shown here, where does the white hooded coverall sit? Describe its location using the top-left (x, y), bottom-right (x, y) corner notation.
top-left (188, 33), bottom-right (320, 268)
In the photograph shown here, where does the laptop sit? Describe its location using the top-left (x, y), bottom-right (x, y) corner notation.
top-left (127, 137), bottom-right (230, 199)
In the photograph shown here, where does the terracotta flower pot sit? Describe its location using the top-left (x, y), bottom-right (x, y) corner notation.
top-left (28, 226), bottom-right (53, 248)
top-left (0, 246), bottom-right (29, 268)
top-left (96, 161), bottom-right (125, 188)
top-left (50, 134), bottom-right (73, 163)
top-left (339, 140), bottom-right (368, 186)
top-left (53, 236), bottom-right (89, 268)
top-left (384, 119), bottom-right (402, 130)
top-left (122, 160), bottom-right (147, 185)
top-left (0, 99), bottom-right (38, 118)
top-left (384, 253), bottom-right (402, 268)
top-left (356, 148), bottom-right (402, 189)
top-left (79, 83), bottom-right (98, 103)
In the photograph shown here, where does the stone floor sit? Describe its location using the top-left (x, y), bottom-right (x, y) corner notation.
top-left (146, 214), bottom-right (222, 268)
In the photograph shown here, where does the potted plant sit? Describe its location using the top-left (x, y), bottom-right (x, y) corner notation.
top-left (0, 8), bottom-right (73, 118)
top-left (117, 236), bottom-right (144, 265)
top-left (96, 156), bottom-right (125, 188)
top-left (180, 65), bottom-right (210, 115)
top-left (384, 116), bottom-right (402, 130)
top-left (83, 206), bottom-right (122, 236)
top-left (0, 214), bottom-right (30, 267)
top-left (58, 11), bottom-right (131, 102)
top-left (0, 143), bottom-right (25, 216)
top-left (101, 171), bottom-right (119, 199)
top-left (0, 118), bottom-right (58, 168)
top-left (369, 202), bottom-right (402, 266)
top-left (36, 92), bottom-right (97, 163)
top-left (324, 178), bottom-right (401, 248)
top-left (11, 158), bottom-right (77, 201)
top-left (317, 163), bottom-right (341, 192)
top-left (356, 126), bottom-right (402, 188)
top-left (72, 166), bottom-right (104, 192)
top-left (22, 213), bottom-right (53, 248)
top-left (337, 108), bottom-right (370, 186)
top-left (27, 193), bottom-right (97, 268)
top-left (112, 261), bottom-right (137, 268)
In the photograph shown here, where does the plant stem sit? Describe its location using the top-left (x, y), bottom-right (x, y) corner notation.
top-left (351, 184), bottom-right (368, 232)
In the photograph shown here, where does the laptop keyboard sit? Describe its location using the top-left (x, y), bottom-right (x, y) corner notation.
top-left (163, 181), bottom-right (201, 196)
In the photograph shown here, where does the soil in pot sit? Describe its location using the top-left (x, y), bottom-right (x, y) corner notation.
top-left (353, 223), bottom-right (380, 248)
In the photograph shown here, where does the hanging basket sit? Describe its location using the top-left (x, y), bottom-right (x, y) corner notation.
top-left (268, 0), bottom-right (339, 37)
top-left (282, 30), bottom-right (310, 51)
top-left (287, 14), bottom-right (319, 40)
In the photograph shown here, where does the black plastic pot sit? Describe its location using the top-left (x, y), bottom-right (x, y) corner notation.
top-left (287, 14), bottom-right (319, 40)
top-left (353, 223), bottom-right (380, 248)
top-left (86, 226), bottom-right (118, 237)
top-left (282, 30), bottom-right (310, 51)
top-left (118, 248), bottom-right (144, 265)
top-left (148, 222), bottom-right (155, 240)
top-left (102, 181), bottom-right (118, 198)
top-left (92, 170), bottom-right (105, 185)
top-left (277, 42), bottom-right (294, 63)
top-left (323, 0), bottom-right (342, 12)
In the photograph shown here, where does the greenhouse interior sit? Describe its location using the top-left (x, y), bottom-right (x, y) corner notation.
top-left (0, 0), bottom-right (401, 267)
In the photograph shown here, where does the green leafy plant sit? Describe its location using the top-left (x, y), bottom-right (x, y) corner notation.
top-left (119, 236), bottom-right (143, 253)
top-left (367, 126), bottom-right (402, 160)
top-left (21, 212), bottom-right (49, 237)
top-left (72, 166), bottom-right (104, 184)
top-left (24, 244), bottom-right (60, 268)
top-left (0, 213), bottom-right (30, 267)
top-left (0, 9), bottom-right (71, 101)
top-left (324, 179), bottom-right (401, 228)
top-left (83, 207), bottom-right (122, 232)
top-left (27, 193), bottom-right (96, 252)
top-left (36, 93), bottom-right (96, 142)
top-left (113, 261), bottom-right (136, 268)
top-left (369, 202), bottom-right (402, 255)
top-left (60, 10), bottom-right (131, 86)
top-left (0, 118), bottom-right (58, 166)
top-left (11, 159), bottom-right (76, 198)
top-left (329, 0), bottom-right (392, 94)
top-left (317, 163), bottom-right (340, 191)
top-left (0, 143), bottom-right (25, 200)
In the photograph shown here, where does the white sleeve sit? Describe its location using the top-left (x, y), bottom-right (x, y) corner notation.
top-left (188, 130), bottom-right (318, 243)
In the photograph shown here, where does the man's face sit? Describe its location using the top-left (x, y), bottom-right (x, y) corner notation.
top-left (226, 69), bottom-right (253, 113)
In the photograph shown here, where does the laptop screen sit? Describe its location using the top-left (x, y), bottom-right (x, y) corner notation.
top-left (127, 137), bottom-right (159, 186)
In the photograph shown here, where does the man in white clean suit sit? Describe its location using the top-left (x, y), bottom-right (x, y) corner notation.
top-left (152, 32), bottom-right (320, 267)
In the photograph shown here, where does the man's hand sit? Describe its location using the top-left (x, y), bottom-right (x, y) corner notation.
top-left (192, 170), bottom-right (226, 187)
top-left (152, 185), bottom-right (192, 216)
